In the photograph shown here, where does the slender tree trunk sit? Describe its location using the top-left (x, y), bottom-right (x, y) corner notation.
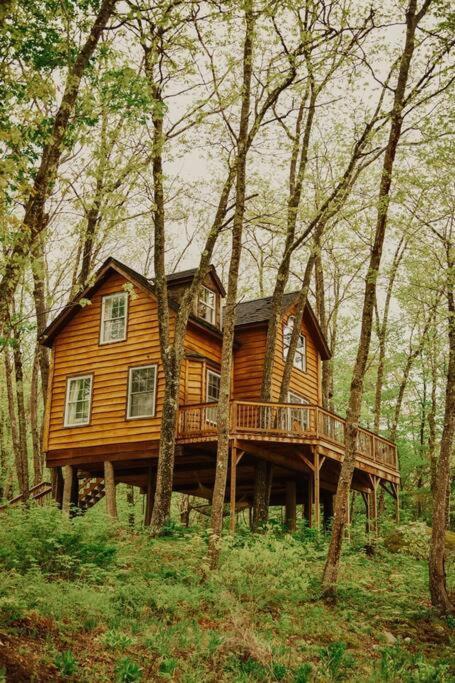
top-left (428, 344), bottom-right (438, 495)
top-left (208, 1), bottom-right (255, 569)
top-left (30, 238), bottom-right (49, 401)
top-left (30, 346), bottom-right (42, 485)
top-left (429, 243), bottom-right (455, 614)
top-left (373, 238), bottom-right (407, 432)
top-left (322, 0), bottom-right (422, 594)
top-left (10, 327), bottom-right (30, 499)
top-left (315, 241), bottom-right (330, 409)
top-left (0, 0), bottom-right (117, 336)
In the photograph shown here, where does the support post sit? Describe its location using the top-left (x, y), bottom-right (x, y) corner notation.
top-left (230, 446), bottom-right (237, 533)
top-left (53, 466), bottom-right (64, 509)
top-left (313, 448), bottom-right (320, 530)
top-left (70, 467), bottom-right (79, 516)
top-left (285, 480), bottom-right (297, 532)
top-left (366, 476), bottom-right (379, 535)
top-left (394, 483), bottom-right (400, 524)
top-left (307, 477), bottom-right (313, 527)
top-left (62, 465), bottom-right (74, 517)
top-left (144, 465), bottom-right (156, 527)
top-left (104, 460), bottom-right (117, 519)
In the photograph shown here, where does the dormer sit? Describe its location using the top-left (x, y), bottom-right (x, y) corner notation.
top-left (166, 265), bottom-right (225, 329)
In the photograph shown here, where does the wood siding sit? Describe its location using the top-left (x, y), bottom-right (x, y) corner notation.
top-left (46, 272), bottom-right (222, 452)
top-left (233, 310), bottom-right (320, 404)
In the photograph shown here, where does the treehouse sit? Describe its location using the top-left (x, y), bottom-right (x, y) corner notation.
top-left (38, 257), bottom-right (399, 529)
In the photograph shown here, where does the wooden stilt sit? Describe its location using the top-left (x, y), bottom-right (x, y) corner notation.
top-left (144, 465), bottom-right (156, 527)
top-left (307, 477), bottom-right (313, 527)
top-left (104, 460), bottom-right (117, 519)
top-left (54, 466), bottom-right (64, 509)
top-left (70, 467), bottom-right (79, 516)
top-left (394, 483), bottom-right (400, 524)
top-left (230, 446), bottom-right (237, 533)
top-left (314, 448), bottom-right (320, 530)
top-left (62, 465), bottom-right (73, 517)
top-left (371, 479), bottom-right (379, 535)
top-left (285, 480), bottom-right (297, 532)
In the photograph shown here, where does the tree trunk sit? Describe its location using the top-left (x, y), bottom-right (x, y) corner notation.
top-left (322, 0), bottom-right (422, 594)
top-left (30, 345), bottom-right (43, 485)
top-left (429, 242), bottom-right (455, 614)
top-left (0, 0), bottom-right (117, 337)
top-left (315, 242), bottom-right (330, 409)
top-left (104, 461), bottom-right (118, 519)
top-left (30, 238), bottom-right (49, 401)
top-left (208, 0), bottom-right (255, 569)
top-left (373, 237), bottom-right (407, 432)
top-left (3, 347), bottom-right (23, 497)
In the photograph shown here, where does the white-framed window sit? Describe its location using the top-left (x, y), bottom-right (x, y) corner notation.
top-left (283, 316), bottom-right (306, 371)
top-left (286, 391), bottom-right (309, 431)
top-left (100, 292), bottom-right (128, 344)
top-left (127, 365), bottom-right (157, 419)
top-left (197, 286), bottom-right (216, 325)
top-left (64, 375), bottom-right (93, 427)
top-left (206, 369), bottom-right (221, 423)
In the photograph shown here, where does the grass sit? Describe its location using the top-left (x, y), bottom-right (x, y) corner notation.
top-left (0, 503), bottom-right (453, 682)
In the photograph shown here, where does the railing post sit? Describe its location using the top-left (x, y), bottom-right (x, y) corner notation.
top-left (371, 434), bottom-right (375, 461)
top-left (231, 401), bottom-right (237, 434)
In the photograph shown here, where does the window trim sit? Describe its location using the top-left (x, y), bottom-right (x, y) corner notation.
top-left (206, 368), bottom-right (221, 403)
top-left (126, 364), bottom-right (157, 420)
top-left (64, 374), bottom-right (93, 428)
top-left (206, 368), bottom-right (221, 424)
top-left (99, 291), bottom-right (128, 345)
top-left (198, 285), bottom-right (216, 325)
top-left (283, 316), bottom-right (307, 372)
top-left (287, 390), bottom-right (310, 431)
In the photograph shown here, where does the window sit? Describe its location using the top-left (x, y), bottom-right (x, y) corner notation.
top-left (287, 391), bottom-right (309, 431)
top-left (283, 316), bottom-right (306, 371)
top-left (64, 375), bottom-right (92, 427)
top-left (127, 365), bottom-right (157, 419)
top-left (206, 369), bottom-right (220, 423)
top-left (100, 292), bottom-right (128, 344)
top-left (197, 286), bottom-right (216, 325)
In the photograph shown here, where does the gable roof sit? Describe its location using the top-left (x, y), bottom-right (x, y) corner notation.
top-left (165, 265), bottom-right (226, 296)
top-left (40, 257), bottom-right (223, 347)
top-left (235, 292), bottom-right (331, 360)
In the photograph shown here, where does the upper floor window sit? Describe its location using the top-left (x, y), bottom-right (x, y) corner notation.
top-left (64, 375), bottom-right (92, 427)
top-left (198, 285), bottom-right (216, 325)
top-left (127, 365), bottom-right (157, 419)
top-left (100, 292), bottom-right (128, 344)
top-left (283, 316), bottom-right (306, 372)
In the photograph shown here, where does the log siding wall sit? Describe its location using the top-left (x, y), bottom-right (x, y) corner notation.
top-left (45, 270), bottom-right (321, 455)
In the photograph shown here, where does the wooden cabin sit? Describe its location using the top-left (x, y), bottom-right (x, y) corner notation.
top-left (40, 257), bottom-right (399, 529)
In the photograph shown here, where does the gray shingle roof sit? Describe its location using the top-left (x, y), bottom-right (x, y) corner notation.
top-left (235, 292), bottom-right (298, 326)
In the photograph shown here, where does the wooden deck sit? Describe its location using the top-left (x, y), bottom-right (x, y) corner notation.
top-left (176, 400), bottom-right (399, 484)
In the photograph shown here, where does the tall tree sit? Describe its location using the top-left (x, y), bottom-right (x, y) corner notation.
top-left (322, 0), bottom-right (436, 594)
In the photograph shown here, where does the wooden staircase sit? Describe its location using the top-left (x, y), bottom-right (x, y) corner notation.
top-left (0, 481), bottom-right (53, 511)
top-left (0, 477), bottom-right (106, 514)
top-left (78, 477), bottom-right (106, 512)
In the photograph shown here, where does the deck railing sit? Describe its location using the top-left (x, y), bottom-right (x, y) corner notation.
top-left (177, 400), bottom-right (397, 470)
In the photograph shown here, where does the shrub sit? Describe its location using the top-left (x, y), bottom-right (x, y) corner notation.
top-left (0, 506), bottom-right (117, 578)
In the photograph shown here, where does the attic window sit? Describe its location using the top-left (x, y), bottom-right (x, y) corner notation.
top-left (283, 316), bottom-right (306, 372)
top-left (100, 292), bottom-right (128, 344)
top-left (197, 285), bottom-right (216, 325)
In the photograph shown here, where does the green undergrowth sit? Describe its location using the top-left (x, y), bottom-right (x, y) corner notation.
top-left (0, 505), bottom-right (453, 682)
